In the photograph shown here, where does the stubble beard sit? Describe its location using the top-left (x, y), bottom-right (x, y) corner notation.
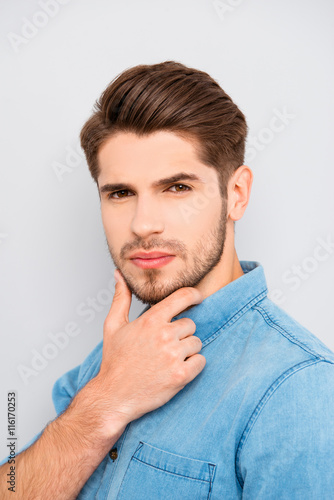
top-left (106, 197), bottom-right (228, 306)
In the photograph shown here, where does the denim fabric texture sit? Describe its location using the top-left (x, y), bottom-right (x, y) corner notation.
top-left (7, 261), bottom-right (334, 498)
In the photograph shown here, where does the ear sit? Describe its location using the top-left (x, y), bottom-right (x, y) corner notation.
top-left (227, 165), bottom-right (253, 221)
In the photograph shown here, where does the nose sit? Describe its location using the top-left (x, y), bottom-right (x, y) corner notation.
top-left (130, 194), bottom-right (165, 238)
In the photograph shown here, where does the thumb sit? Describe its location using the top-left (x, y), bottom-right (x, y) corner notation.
top-left (105, 268), bottom-right (132, 329)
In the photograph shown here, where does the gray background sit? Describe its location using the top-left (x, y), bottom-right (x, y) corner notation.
top-left (1, 0), bottom-right (333, 451)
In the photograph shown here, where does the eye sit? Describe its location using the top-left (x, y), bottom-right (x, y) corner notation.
top-left (107, 189), bottom-right (133, 199)
top-left (107, 184), bottom-right (191, 200)
top-left (167, 184), bottom-right (191, 193)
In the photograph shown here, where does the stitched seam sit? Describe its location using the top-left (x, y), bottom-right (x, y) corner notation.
top-left (132, 456), bottom-right (211, 483)
top-left (207, 463), bottom-right (217, 500)
top-left (253, 304), bottom-right (329, 360)
top-left (235, 358), bottom-right (322, 488)
top-left (139, 441), bottom-right (215, 464)
top-left (102, 423), bottom-right (132, 499)
top-left (116, 442), bottom-right (143, 498)
top-left (202, 289), bottom-right (267, 348)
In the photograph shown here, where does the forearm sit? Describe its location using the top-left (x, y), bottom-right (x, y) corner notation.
top-left (0, 379), bottom-right (127, 499)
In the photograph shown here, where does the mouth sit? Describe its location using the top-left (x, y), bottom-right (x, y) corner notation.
top-left (129, 252), bottom-right (175, 269)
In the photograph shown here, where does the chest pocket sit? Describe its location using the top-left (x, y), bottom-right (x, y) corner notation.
top-left (117, 441), bottom-right (216, 500)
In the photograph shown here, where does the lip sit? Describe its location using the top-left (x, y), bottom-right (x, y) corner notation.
top-left (130, 252), bottom-right (175, 269)
top-left (129, 251), bottom-right (174, 259)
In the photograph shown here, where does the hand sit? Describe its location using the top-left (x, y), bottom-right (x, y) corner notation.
top-left (94, 269), bottom-right (206, 434)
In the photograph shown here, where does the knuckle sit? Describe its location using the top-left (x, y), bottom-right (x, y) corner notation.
top-left (176, 318), bottom-right (197, 337)
top-left (159, 326), bottom-right (173, 344)
top-left (179, 317), bottom-right (196, 328)
top-left (194, 336), bottom-right (202, 349)
top-left (186, 318), bottom-right (197, 332)
top-left (173, 366), bottom-right (186, 385)
top-left (183, 287), bottom-right (203, 302)
top-left (166, 348), bottom-right (179, 362)
top-left (198, 354), bottom-right (206, 369)
top-left (176, 287), bottom-right (196, 300)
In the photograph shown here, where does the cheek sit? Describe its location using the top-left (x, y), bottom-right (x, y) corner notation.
top-left (175, 196), bottom-right (221, 234)
top-left (101, 207), bottom-right (126, 245)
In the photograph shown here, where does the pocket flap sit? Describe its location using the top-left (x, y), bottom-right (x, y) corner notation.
top-left (133, 441), bottom-right (216, 483)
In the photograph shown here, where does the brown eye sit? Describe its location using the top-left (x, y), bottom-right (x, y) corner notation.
top-left (108, 190), bottom-right (132, 199)
top-left (169, 184), bottom-right (191, 193)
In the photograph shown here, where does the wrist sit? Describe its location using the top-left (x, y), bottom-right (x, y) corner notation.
top-left (66, 377), bottom-right (129, 447)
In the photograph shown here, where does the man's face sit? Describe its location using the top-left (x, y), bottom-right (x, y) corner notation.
top-left (97, 130), bottom-right (228, 306)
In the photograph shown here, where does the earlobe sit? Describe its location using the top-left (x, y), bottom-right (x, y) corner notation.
top-left (228, 165), bottom-right (253, 221)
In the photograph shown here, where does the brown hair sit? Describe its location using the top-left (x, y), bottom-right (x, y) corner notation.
top-left (80, 60), bottom-right (248, 198)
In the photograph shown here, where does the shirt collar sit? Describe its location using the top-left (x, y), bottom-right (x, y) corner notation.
top-left (139, 261), bottom-right (268, 347)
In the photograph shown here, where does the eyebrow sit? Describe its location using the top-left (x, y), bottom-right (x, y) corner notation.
top-left (99, 172), bottom-right (205, 194)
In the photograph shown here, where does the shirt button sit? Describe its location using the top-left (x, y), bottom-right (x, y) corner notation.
top-left (109, 448), bottom-right (118, 461)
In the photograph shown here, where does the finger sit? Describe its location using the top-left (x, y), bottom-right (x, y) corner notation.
top-left (171, 318), bottom-right (197, 340)
top-left (181, 335), bottom-right (203, 359)
top-left (150, 287), bottom-right (204, 323)
top-left (182, 354), bottom-right (206, 385)
top-left (104, 269), bottom-right (132, 331)
top-left (180, 354), bottom-right (206, 389)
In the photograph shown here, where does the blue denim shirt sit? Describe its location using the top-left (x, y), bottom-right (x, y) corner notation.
top-left (8, 261), bottom-right (334, 498)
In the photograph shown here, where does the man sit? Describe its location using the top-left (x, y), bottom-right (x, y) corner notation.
top-left (1, 61), bottom-right (334, 499)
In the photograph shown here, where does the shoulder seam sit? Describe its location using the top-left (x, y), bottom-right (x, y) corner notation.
top-left (253, 303), bottom-right (329, 360)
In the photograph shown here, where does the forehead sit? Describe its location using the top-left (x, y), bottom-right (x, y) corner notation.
top-left (97, 130), bottom-right (217, 184)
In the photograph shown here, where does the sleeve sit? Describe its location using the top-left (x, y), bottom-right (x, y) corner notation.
top-left (237, 360), bottom-right (334, 499)
top-left (52, 363), bottom-right (82, 415)
top-left (52, 339), bottom-right (103, 415)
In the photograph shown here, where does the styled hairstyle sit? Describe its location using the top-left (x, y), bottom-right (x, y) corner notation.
top-left (80, 60), bottom-right (248, 198)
